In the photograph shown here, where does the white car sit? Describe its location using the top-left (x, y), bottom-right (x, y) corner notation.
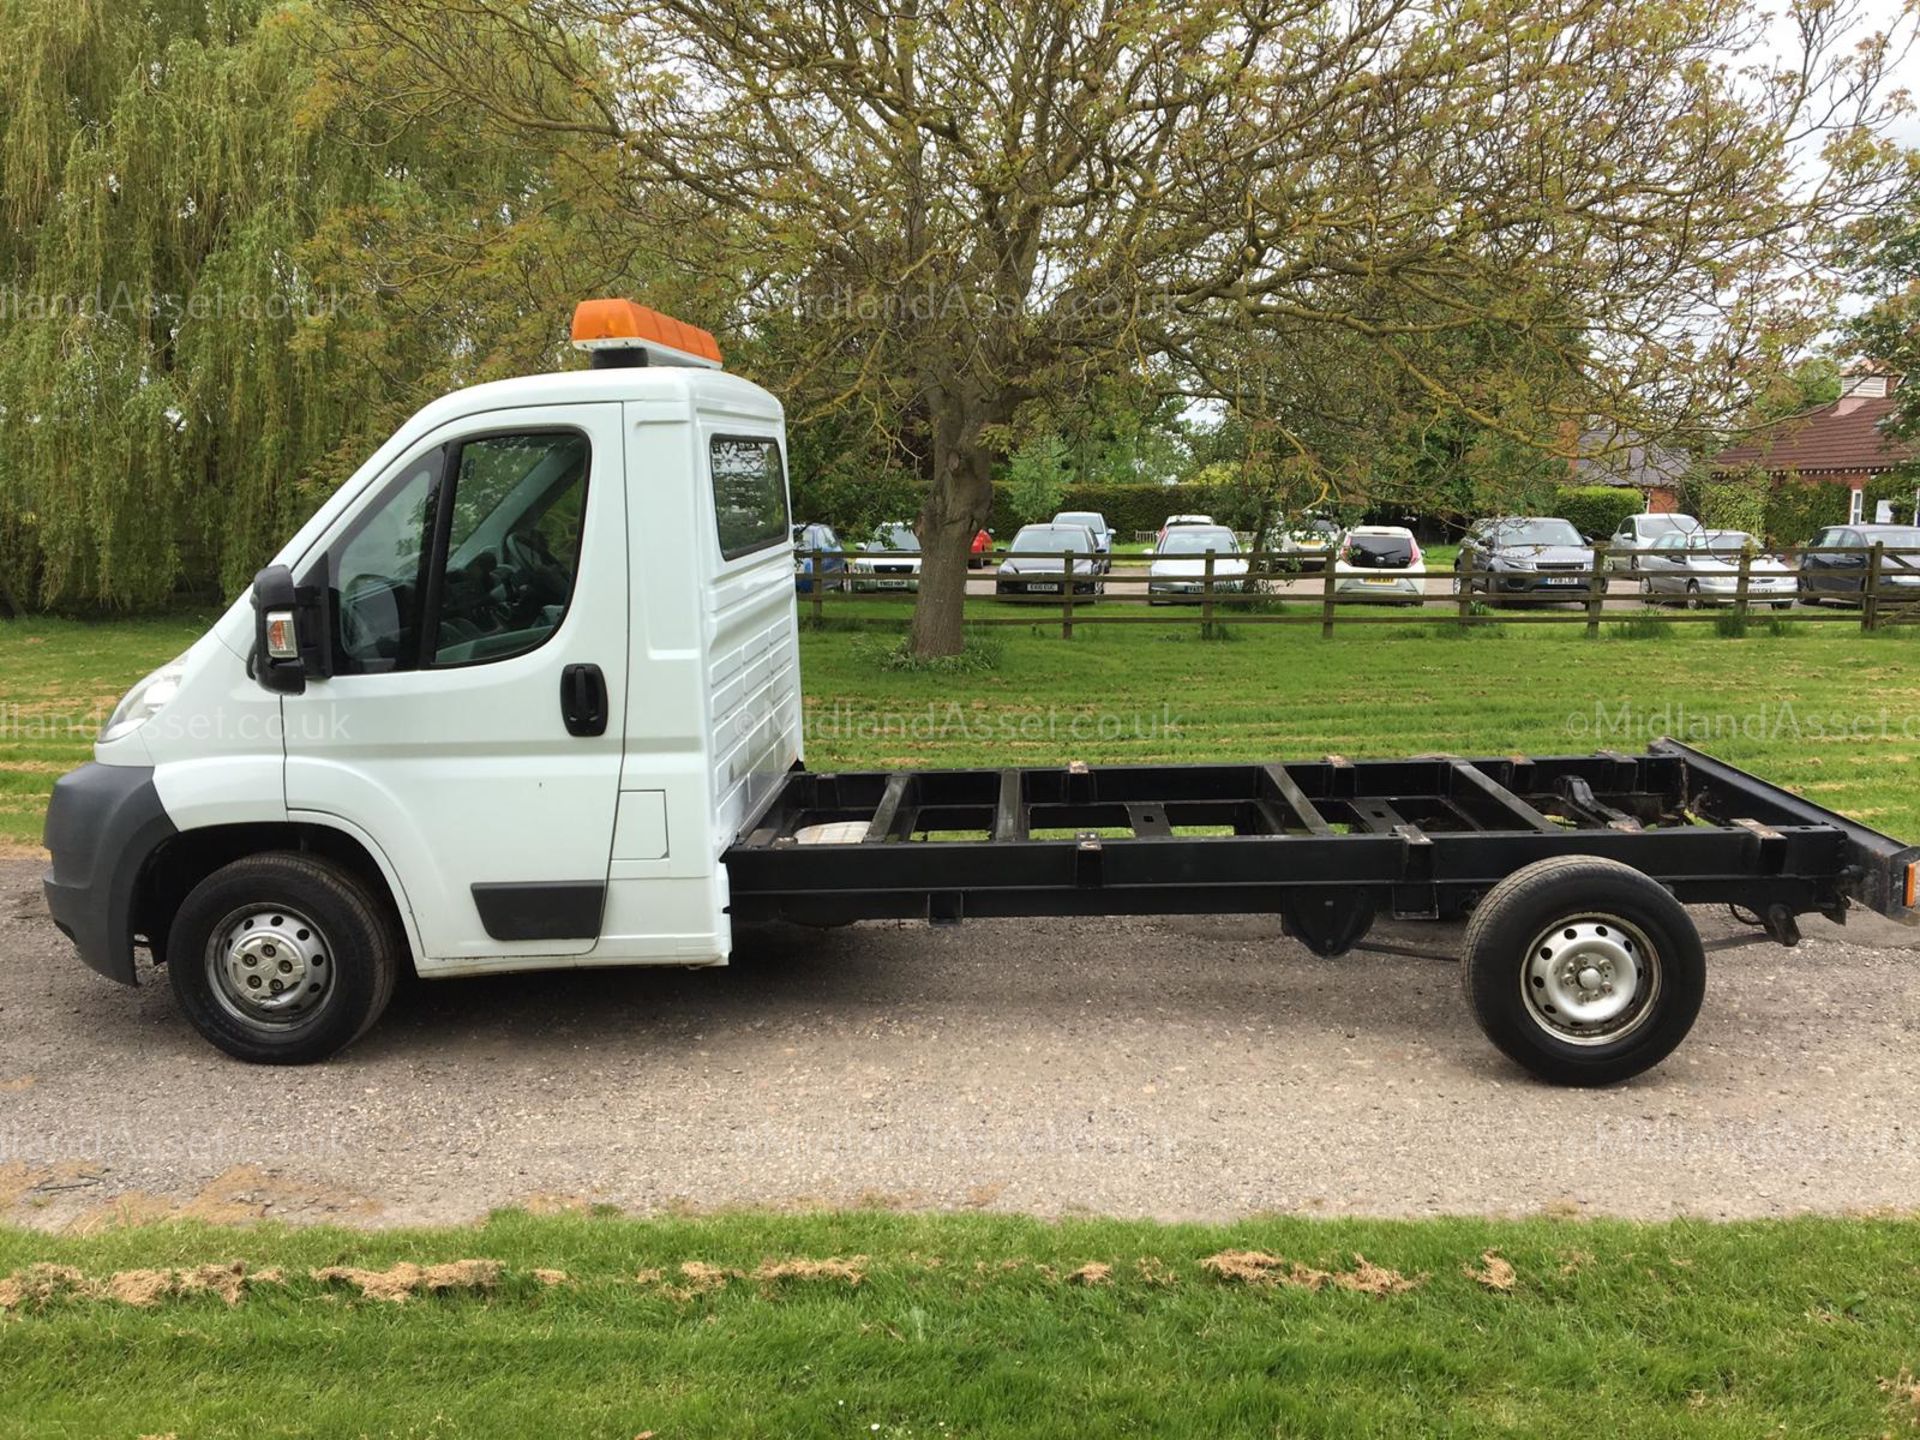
top-left (849, 521), bottom-right (921, 591)
top-left (1607, 512), bottom-right (1702, 576)
top-left (1333, 525), bottom-right (1426, 604)
top-left (1148, 525), bottom-right (1249, 601)
top-left (1156, 513), bottom-right (1213, 545)
top-left (1639, 529), bottom-right (1797, 608)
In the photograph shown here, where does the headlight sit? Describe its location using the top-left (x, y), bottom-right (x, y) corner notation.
top-left (101, 657), bottom-right (188, 743)
top-left (1501, 555), bottom-right (1536, 571)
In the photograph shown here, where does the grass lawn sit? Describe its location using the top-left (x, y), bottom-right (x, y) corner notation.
top-left (3, 616), bottom-right (1920, 1432)
top-left (3, 606), bottom-right (1919, 847)
top-left (5, 1211), bottom-right (1920, 1436)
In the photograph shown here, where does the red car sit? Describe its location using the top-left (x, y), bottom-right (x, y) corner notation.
top-left (969, 529), bottom-right (994, 568)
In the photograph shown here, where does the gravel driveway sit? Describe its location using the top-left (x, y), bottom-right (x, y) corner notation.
top-left (2, 857), bottom-right (1917, 1229)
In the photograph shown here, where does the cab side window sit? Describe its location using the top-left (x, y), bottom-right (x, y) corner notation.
top-left (327, 430), bottom-right (591, 673)
top-left (331, 457), bottom-right (441, 671)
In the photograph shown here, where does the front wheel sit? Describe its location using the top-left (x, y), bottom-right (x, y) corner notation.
top-left (1461, 855), bottom-right (1705, 1086)
top-left (1684, 580), bottom-right (1703, 609)
top-left (167, 852), bottom-right (403, 1064)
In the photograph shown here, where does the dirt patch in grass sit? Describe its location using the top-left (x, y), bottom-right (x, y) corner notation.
top-left (753, 1256), bottom-right (868, 1289)
top-left (1201, 1250), bottom-right (1422, 1295)
top-left (0, 1263), bottom-right (90, 1310)
top-left (1067, 1262), bottom-right (1113, 1286)
top-left (1465, 1250), bottom-right (1517, 1292)
top-left (311, 1260), bottom-right (501, 1304)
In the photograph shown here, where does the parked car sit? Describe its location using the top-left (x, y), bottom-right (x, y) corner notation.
top-left (1455, 517), bottom-right (1595, 599)
top-left (1606, 512), bottom-right (1702, 576)
top-left (1274, 516), bottom-right (1343, 571)
top-left (968, 528), bottom-right (994, 568)
top-left (849, 521), bottom-right (921, 591)
top-left (1156, 513), bottom-right (1214, 545)
top-left (1333, 526), bottom-right (1426, 604)
top-left (1051, 511), bottom-right (1112, 569)
top-left (1799, 523), bottom-right (1920, 605)
top-left (1147, 525), bottom-right (1249, 602)
top-left (792, 522), bottom-right (845, 593)
top-left (1638, 529), bottom-right (1795, 609)
top-left (996, 523), bottom-right (1103, 598)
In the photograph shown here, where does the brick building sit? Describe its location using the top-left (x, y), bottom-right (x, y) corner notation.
top-left (1711, 371), bottom-right (1919, 525)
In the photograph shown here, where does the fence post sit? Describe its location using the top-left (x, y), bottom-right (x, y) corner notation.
top-left (1061, 550), bottom-right (1075, 641)
top-left (1865, 542), bottom-right (1884, 633)
top-left (1734, 543), bottom-right (1753, 629)
top-left (1585, 542), bottom-right (1608, 639)
top-left (1320, 554), bottom-right (1337, 639)
top-left (1456, 562), bottom-right (1473, 629)
top-left (811, 549), bottom-right (825, 627)
top-left (1202, 550), bottom-right (1217, 636)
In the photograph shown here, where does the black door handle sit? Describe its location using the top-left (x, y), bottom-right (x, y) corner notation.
top-left (560, 663), bottom-right (608, 737)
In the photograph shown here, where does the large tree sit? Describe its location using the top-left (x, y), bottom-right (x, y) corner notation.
top-left (0, 0), bottom-right (677, 611)
top-left (335, 0), bottom-right (1908, 653)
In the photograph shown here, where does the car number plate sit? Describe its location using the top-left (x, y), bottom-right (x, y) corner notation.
top-left (1543, 576), bottom-right (1579, 586)
top-left (1362, 577), bottom-right (1396, 585)
top-left (1028, 583), bottom-right (1058, 593)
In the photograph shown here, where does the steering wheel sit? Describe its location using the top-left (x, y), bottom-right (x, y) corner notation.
top-left (503, 529), bottom-right (567, 612)
top-left (340, 574), bottom-right (399, 658)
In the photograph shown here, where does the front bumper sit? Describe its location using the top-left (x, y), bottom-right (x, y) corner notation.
top-left (42, 763), bottom-right (176, 986)
top-left (996, 577), bottom-right (1097, 596)
top-left (1494, 570), bottom-right (1588, 593)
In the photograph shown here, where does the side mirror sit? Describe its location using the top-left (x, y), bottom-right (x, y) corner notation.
top-left (250, 565), bottom-right (332, 694)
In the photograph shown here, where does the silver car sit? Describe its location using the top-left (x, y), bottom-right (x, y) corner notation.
top-left (1639, 529), bottom-right (1796, 609)
top-left (1148, 526), bottom-right (1249, 601)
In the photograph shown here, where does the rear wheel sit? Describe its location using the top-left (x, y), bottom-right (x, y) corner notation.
top-left (167, 852), bottom-right (402, 1064)
top-left (1462, 856), bottom-right (1704, 1086)
top-left (1684, 580), bottom-right (1703, 609)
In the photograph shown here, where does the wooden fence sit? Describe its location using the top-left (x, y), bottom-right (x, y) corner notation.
top-left (797, 543), bottom-right (1920, 638)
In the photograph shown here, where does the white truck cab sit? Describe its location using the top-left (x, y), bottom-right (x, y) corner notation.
top-left (44, 302), bottom-right (804, 1062)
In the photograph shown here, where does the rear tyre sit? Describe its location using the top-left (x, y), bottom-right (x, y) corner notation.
top-left (1461, 855), bottom-right (1704, 1086)
top-left (167, 852), bottom-right (403, 1065)
top-left (1684, 580), bottom-right (1703, 609)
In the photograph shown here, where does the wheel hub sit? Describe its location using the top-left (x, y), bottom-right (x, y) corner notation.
top-left (1522, 917), bottom-right (1657, 1043)
top-left (209, 907), bottom-right (332, 1024)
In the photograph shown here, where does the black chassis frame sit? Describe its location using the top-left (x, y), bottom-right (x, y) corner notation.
top-left (725, 740), bottom-right (1920, 946)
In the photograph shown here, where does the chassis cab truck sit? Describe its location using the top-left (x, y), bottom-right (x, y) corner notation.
top-left (42, 303), bottom-right (1920, 1085)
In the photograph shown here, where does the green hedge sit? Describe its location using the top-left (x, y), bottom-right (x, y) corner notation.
top-left (987, 482), bottom-right (1216, 537)
top-left (1548, 486), bottom-right (1644, 542)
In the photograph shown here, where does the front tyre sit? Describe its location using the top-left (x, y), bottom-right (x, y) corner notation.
top-left (1461, 855), bottom-right (1704, 1086)
top-left (168, 852), bottom-right (403, 1064)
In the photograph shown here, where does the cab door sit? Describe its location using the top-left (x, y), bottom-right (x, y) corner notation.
top-left (282, 403), bottom-right (628, 965)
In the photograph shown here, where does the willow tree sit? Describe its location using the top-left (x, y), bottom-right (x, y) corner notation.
top-left (333, 0), bottom-right (1907, 655)
top-left (0, 0), bottom-right (669, 611)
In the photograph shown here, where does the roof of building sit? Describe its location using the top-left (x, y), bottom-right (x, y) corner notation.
top-left (1712, 393), bottom-right (1914, 476)
top-left (1572, 429), bottom-right (1690, 490)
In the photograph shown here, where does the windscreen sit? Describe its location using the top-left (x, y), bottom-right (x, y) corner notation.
top-left (1012, 527), bottom-right (1086, 553)
top-left (1496, 519), bottom-right (1582, 547)
top-left (1157, 530), bottom-right (1239, 555)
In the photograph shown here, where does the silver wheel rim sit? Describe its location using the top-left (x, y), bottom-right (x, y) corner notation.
top-left (206, 905), bottom-right (335, 1028)
top-left (1520, 913), bottom-right (1661, 1047)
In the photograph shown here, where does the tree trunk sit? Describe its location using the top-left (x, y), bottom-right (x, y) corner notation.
top-left (910, 398), bottom-right (999, 657)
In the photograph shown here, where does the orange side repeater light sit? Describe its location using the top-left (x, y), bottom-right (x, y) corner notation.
top-left (570, 299), bottom-right (723, 366)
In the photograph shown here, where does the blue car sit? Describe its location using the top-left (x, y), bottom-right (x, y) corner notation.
top-left (793, 522), bottom-right (847, 593)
